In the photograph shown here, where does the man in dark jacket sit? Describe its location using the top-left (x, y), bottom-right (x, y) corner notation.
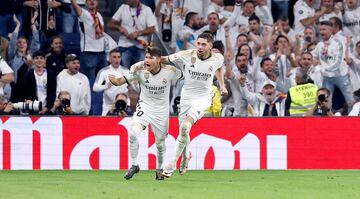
top-left (22, 50), bottom-right (56, 114)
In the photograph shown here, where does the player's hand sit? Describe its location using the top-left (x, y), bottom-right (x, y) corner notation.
top-left (220, 86), bottom-right (228, 96)
top-left (108, 75), bottom-right (119, 86)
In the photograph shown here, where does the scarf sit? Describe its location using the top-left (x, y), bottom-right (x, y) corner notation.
top-left (90, 12), bottom-right (104, 39)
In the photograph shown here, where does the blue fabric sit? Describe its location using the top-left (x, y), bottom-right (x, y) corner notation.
top-left (322, 75), bottom-right (353, 113)
top-left (118, 46), bottom-right (145, 69)
top-left (271, 1), bottom-right (289, 21)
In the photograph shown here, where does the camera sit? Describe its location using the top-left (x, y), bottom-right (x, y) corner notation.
top-left (318, 94), bottom-right (326, 102)
top-left (13, 101), bottom-right (42, 112)
top-left (115, 99), bottom-right (127, 112)
top-left (61, 98), bottom-right (71, 108)
top-left (304, 36), bottom-right (312, 43)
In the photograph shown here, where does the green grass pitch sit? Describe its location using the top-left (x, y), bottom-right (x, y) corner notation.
top-left (0, 170), bottom-right (359, 199)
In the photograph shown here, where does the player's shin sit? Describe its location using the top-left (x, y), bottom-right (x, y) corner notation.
top-left (156, 139), bottom-right (166, 169)
top-left (129, 121), bottom-right (143, 166)
top-left (172, 121), bottom-right (192, 165)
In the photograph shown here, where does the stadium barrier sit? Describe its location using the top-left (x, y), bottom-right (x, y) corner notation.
top-left (0, 117), bottom-right (359, 170)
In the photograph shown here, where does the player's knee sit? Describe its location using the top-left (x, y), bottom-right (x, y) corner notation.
top-left (180, 121), bottom-right (192, 137)
top-left (129, 121), bottom-right (143, 141)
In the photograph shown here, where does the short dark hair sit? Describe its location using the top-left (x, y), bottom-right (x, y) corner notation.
top-left (58, 91), bottom-right (71, 100)
top-left (223, 0), bottom-right (235, 6)
top-left (317, 87), bottom-right (330, 96)
top-left (260, 57), bottom-right (272, 67)
top-left (301, 51), bottom-right (313, 58)
top-left (277, 16), bottom-right (289, 22)
top-left (237, 33), bottom-right (248, 41)
top-left (207, 12), bottom-right (219, 19)
top-left (109, 48), bottom-right (120, 55)
top-left (32, 50), bottom-right (46, 58)
top-left (51, 35), bottom-right (62, 43)
top-left (146, 47), bottom-right (162, 57)
top-left (353, 88), bottom-right (360, 101)
top-left (212, 40), bottom-right (225, 55)
top-left (184, 12), bottom-right (198, 26)
top-left (356, 40), bottom-right (360, 47)
top-left (248, 15), bottom-right (260, 24)
top-left (244, 0), bottom-right (255, 6)
top-left (115, 92), bottom-right (128, 100)
top-left (275, 34), bottom-right (289, 45)
top-left (330, 17), bottom-right (342, 30)
top-left (236, 53), bottom-right (247, 60)
top-left (320, 20), bottom-right (333, 27)
top-left (197, 32), bottom-right (214, 44)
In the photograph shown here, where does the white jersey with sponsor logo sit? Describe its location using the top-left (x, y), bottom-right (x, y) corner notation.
top-left (168, 49), bottom-right (224, 101)
top-left (343, 7), bottom-right (360, 42)
top-left (124, 61), bottom-right (183, 115)
top-left (311, 36), bottom-right (348, 77)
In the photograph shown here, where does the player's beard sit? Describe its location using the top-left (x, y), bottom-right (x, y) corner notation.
top-left (197, 50), bottom-right (210, 60)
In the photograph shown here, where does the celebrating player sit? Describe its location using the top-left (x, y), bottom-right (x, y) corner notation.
top-left (109, 47), bottom-right (183, 180)
top-left (160, 32), bottom-right (228, 177)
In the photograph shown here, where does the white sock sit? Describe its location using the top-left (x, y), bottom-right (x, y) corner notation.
top-left (129, 135), bottom-right (139, 166)
top-left (129, 121), bottom-right (143, 166)
top-left (171, 121), bottom-right (191, 166)
top-left (156, 139), bottom-right (166, 169)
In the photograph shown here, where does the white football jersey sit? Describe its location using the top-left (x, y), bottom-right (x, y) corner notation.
top-left (124, 61), bottom-right (183, 114)
top-left (343, 7), bottom-right (360, 41)
top-left (294, 0), bottom-right (315, 33)
top-left (168, 49), bottom-right (224, 101)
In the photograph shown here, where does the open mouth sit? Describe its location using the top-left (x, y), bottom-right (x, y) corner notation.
top-left (145, 63), bottom-right (151, 68)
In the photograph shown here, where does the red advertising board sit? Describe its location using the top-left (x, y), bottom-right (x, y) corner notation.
top-left (1, 117), bottom-right (359, 170)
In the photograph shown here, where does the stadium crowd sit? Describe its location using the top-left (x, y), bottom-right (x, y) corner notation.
top-left (1, 0), bottom-right (360, 116)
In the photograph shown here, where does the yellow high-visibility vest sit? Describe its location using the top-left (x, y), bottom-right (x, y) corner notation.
top-left (289, 83), bottom-right (318, 116)
top-left (206, 85), bottom-right (222, 116)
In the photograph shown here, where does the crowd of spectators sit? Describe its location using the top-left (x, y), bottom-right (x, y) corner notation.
top-left (0, 0), bottom-right (360, 116)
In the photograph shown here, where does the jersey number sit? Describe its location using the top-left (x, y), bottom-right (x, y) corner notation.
top-left (136, 111), bottom-right (144, 117)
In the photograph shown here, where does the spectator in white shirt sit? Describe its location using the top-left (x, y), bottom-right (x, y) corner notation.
top-left (70, 0), bottom-right (107, 85)
top-left (294, 0), bottom-right (326, 34)
top-left (93, 49), bottom-right (130, 116)
top-left (255, 0), bottom-right (273, 25)
top-left (199, 12), bottom-right (226, 46)
top-left (173, 0), bottom-right (210, 19)
top-left (57, 54), bottom-right (91, 115)
top-left (108, 0), bottom-right (157, 69)
top-left (176, 12), bottom-right (203, 50)
top-left (349, 88), bottom-right (360, 116)
top-left (343, 0), bottom-right (360, 44)
top-left (311, 21), bottom-right (353, 112)
top-left (0, 56), bottom-right (14, 96)
top-left (240, 78), bottom-right (286, 116)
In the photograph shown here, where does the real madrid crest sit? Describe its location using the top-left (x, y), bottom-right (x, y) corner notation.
top-left (144, 72), bottom-right (150, 80)
top-left (209, 66), bottom-right (213, 72)
top-left (191, 56), bottom-right (196, 64)
top-left (162, 78), bottom-right (167, 84)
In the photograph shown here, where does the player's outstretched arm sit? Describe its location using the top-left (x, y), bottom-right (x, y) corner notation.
top-left (215, 67), bottom-right (228, 96)
top-left (108, 75), bottom-right (126, 86)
